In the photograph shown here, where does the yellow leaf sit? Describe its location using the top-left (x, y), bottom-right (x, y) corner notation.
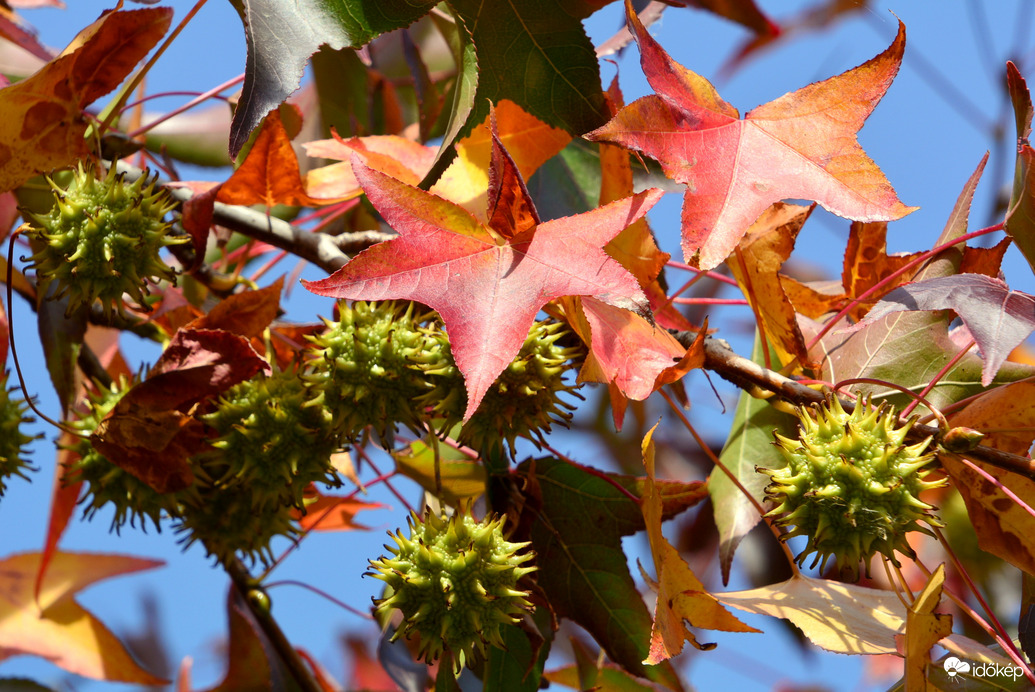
top-left (0, 551), bottom-right (166, 683)
top-left (392, 436), bottom-right (486, 506)
top-left (903, 564), bottom-right (953, 691)
top-left (717, 574), bottom-right (902, 654)
top-left (717, 572), bottom-right (1008, 667)
top-left (430, 99), bottom-right (571, 216)
top-left (640, 425), bottom-right (758, 664)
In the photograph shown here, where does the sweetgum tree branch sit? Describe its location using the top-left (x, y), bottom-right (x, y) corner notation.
top-left (114, 163), bottom-right (1035, 480)
top-left (225, 557), bottom-right (323, 692)
top-left (113, 161), bottom-right (391, 274)
top-left (671, 332), bottom-right (1035, 481)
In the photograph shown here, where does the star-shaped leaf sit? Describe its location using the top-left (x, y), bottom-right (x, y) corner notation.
top-left (0, 6), bottom-right (171, 193)
top-left (304, 138), bottom-right (659, 419)
top-left (0, 551), bottom-right (166, 683)
top-left (586, 0), bottom-right (915, 269)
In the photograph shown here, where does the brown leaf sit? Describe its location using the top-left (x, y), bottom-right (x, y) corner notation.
top-left (90, 409), bottom-right (204, 494)
top-left (0, 7), bottom-right (171, 193)
top-left (940, 380), bottom-right (1035, 576)
top-left (217, 105), bottom-right (321, 208)
top-left (841, 221), bottom-right (924, 321)
top-left (728, 202), bottom-right (813, 367)
top-left (91, 328), bottom-right (270, 493)
top-left (187, 278), bottom-right (284, 339)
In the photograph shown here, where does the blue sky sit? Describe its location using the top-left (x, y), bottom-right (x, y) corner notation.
top-left (1, 2), bottom-right (1031, 691)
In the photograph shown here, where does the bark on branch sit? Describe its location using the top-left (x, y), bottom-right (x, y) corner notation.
top-left (672, 332), bottom-right (1035, 480)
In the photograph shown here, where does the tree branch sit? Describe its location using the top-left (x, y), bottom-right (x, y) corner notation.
top-left (224, 557), bottom-right (322, 692)
top-left (672, 333), bottom-right (1035, 480)
top-left (113, 161), bottom-right (390, 275)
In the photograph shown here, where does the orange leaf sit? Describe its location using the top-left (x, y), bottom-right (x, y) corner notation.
top-left (728, 202), bottom-right (813, 368)
top-left (588, 2), bottom-right (914, 269)
top-left (0, 6), bottom-right (171, 193)
top-left (940, 381), bottom-right (1035, 575)
top-left (0, 551), bottom-right (166, 683)
top-left (570, 296), bottom-right (702, 402)
top-left (840, 221), bottom-right (924, 321)
top-left (304, 133), bottom-right (436, 199)
top-left (430, 99), bottom-right (572, 216)
top-left (217, 105), bottom-right (320, 207)
top-left (187, 277), bottom-right (284, 339)
top-left (640, 425), bottom-right (757, 664)
top-left (295, 493), bottom-right (386, 532)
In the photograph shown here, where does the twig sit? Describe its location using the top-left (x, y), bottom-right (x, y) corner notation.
top-left (113, 161), bottom-right (379, 275)
top-left (672, 334), bottom-right (1035, 481)
top-left (224, 557), bottom-right (322, 692)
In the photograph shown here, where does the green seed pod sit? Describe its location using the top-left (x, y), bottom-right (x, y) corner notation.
top-left (452, 320), bottom-right (584, 455)
top-left (201, 366), bottom-right (340, 511)
top-left (303, 301), bottom-right (451, 441)
top-left (368, 510), bottom-right (536, 674)
top-left (24, 163), bottom-right (188, 319)
top-left (65, 377), bottom-right (184, 531)
top-left (759, 396), bottom-right (946, 580)
top-left (0, 371), bottom-right (37, 496)
top-left (175, 484), bottom-right (298, 566)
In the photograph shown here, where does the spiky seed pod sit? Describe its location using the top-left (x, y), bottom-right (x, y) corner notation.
top-left (200, 366), bottom-right (340, 510)
top-left (427, 320), bottom-right (584, 455)
top-left (0, 372), bottom-right (37, 496)
top-left (759, 396), bottom-right (946, 580)
top-left (24, 163), bottom-right (188, 319)
top-left (368, 510), bottom-right (536, 674)
top-left (65, 377), bottom-right (184, 531)
top-left (175, 485), bottom-right (298, 566)
top-left (303, 301), bottom-right (452, 441)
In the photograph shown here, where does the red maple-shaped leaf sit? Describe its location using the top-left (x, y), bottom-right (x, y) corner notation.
top-left (586, 0), bottom-right (915, 270)
top-left (304, 137), bottom-right (660, 419)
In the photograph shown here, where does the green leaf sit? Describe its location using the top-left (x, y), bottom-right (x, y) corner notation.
top-left (227, 0), bottom-right (437, 156)
top-left (804, 308), bottom-right (1035, 412)
top-left (516, 456), bottom-right (684, 690)
top-left (392, 436), bottom-right (487, 506)
top-left (711, 333), bottom-right (793, 585)
top-left (527, 137), bottom-right (602, 221)
top-left (483, 610), bottom-right (553, 692)
top-left (37, 284), bottom-right (86, 417)
top-left (545, 663), bottom-right (671, 691)
top-left (446, 0), bottom-right (609, 138)
top-left (312, 46), bottom-right (378, 138)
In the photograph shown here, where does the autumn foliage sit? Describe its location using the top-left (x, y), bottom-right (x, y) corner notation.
top-left (4, 1), bottom-right (1035, 691)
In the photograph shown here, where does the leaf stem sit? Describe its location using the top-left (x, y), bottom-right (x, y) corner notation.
top-left (658, 388), bottom-right (801, 576)
top-left (932, 524), bottom-right (1023, 669)
top-left (264, 579), bottom-right (373, 619)
top-left (900, 339), bottom-right (976, 419)
top-left (804, 224), bottom-right (1004, 352)
top-left (125, 74), bottom-right (245, 139)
